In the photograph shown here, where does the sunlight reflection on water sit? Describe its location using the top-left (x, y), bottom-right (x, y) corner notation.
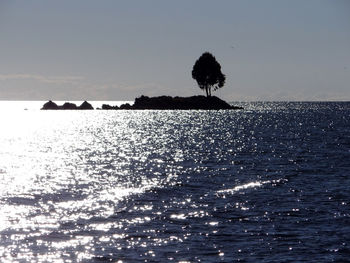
top-left (0, 110), bottom-right (186, 261)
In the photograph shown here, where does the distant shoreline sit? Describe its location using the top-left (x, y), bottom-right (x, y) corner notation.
top-left (41, 95), bottom-right (244, 110)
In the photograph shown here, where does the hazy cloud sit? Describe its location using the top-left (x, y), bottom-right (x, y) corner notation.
top-left (0, 73), bottom-right (169, 100)
top-left (0, 74), bottom-right (84, 85)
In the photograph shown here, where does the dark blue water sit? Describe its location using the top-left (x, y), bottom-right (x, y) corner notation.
top-left (0, 102), bottom-right (349, 262)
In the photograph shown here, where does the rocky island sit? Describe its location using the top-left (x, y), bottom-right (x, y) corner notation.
top-left (41, 96), bottom-right (243, 110)
top-left (103, 95), bottom-right (242, 110)
top-left (41, 100), bottom-right (94, 110)
top-left (41, 52), bottom-right (245, 111)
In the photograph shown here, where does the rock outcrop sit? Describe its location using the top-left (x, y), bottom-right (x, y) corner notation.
top-left (102, 104), bottom-right (119, 110)
top-left (79, 101), bottom-right (94, 110)
top-left (62, 102), bottom-right (78, 110)
top-left (41, 101), bottom-right (94, 110)
top-left (41, 100), bottom-right (59, 110)
top-left (42, 96), bottom-right (243, 110)
top-left (102, 96), bottom-right (243, 110)
top-left (132, 95), bottom-right (241, 110)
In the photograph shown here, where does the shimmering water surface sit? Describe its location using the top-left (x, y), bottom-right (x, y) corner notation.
top-left (0, 101), bottom-right (349, 262)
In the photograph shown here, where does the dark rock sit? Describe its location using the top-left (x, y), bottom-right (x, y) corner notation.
top-left (102, 104), bottom-right (119, 110)
top-left (99, 96), bottom-right (243, 110)
top-left (132, 95), bottom-right (243, 110)
top-left (79, 101), bottom-right (94, 110)
top-left (42, 96), bottom-right (243, 111)
top-left (119, 103), bottom-right (132, 110)
top-left (41, 100), bottom-right (94, 110)
top-left (60, 102), bottom-right (78, 110)
top-left (41, 100), bottom-right (59, 110)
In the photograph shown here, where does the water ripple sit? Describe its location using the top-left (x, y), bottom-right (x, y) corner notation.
top-left (0, 102), bottom-right (349, 262)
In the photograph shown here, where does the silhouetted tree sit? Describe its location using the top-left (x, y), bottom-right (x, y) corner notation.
top-left (192, 52), bottom-right (226, 97)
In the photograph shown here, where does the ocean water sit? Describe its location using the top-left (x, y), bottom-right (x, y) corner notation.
top-left (0, 101), bottom-right (349, 262)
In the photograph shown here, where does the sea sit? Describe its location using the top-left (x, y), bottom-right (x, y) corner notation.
top-left (0, 101), bottom-right (349, 262)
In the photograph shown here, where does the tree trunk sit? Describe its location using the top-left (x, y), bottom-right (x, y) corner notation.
top-left (205, 86), bottom-right (209, 97)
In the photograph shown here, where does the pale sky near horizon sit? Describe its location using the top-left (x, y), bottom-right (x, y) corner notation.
top-left (0, 0), bottom-right (349, 101)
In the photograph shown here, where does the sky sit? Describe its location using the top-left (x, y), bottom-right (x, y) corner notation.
top-left (0, 0), bottom-right (349, 101)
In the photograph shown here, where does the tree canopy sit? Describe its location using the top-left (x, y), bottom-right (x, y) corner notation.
top-left (192, 52), bottom-right (226, 97)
